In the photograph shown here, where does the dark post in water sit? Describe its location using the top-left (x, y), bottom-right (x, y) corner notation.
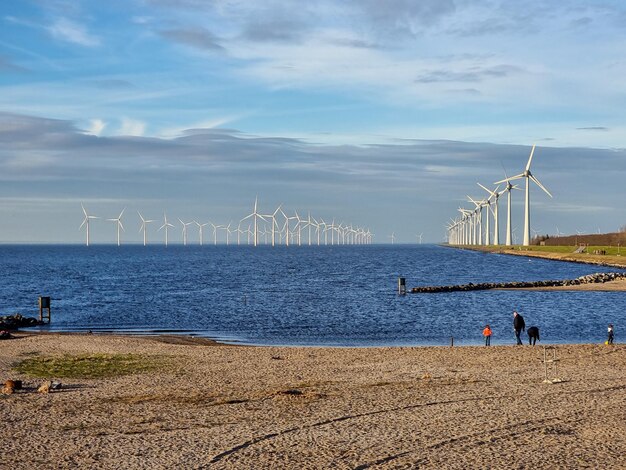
top-left (39, 296), bottom-right (51, 323)
top-left (398, 277), bottom-right (406, 295)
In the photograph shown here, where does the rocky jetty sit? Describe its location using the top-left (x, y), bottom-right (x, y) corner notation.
top-left (0, 314), bottom-right (42, 330)
top-left (411, 271), bottom-right (626, 293)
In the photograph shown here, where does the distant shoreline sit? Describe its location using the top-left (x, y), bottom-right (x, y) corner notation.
top-left (445, 244), bottom-right (626, 269)
top-left (435, 244), bottom-right (626, 291)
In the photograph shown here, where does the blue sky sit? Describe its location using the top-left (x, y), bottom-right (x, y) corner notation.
top-left (1, 0), bottom-right (626, 243)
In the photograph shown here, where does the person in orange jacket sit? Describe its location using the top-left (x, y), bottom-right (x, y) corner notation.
top-left (483, 324), bottom-right (492, 346)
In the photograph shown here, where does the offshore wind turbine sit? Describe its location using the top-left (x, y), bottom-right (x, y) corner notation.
top-left (138, 211), bottom-right (155, 246)
top-left (194, 221), bottom-right (210, 246)
top-left (222, 222), bottom-right (233, 245)
top-left (496, 145), bottom-right (552, 246)
top-left (107, 208), bottom-right (126, 246)
top-left (307, 212), bottom-right (315, 246)
top-left (389, 232), bottom-right (395, 245)
top-left (240, 197), bottom-right (266, 247)
top-left (159, 213), bottom-right (175, 247)
top-left (261, 205), bottom-right (282, 247)
top-left (179, 219), bottom-right (193, 246)
top-left (79, 203), bottom-right (99, 246)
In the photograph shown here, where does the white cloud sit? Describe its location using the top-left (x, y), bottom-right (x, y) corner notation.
top-left (86, 119), bottom-right (106, 136)
top-left (118, 118), bottom-right (146, 136)
top-left (47, 18), bottom-right (100, 47)
top-left (159, 115), bottom-right (244, 138)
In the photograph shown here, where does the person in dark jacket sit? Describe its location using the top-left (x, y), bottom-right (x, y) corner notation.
top-left (513, 311), bottom-right (525, 345)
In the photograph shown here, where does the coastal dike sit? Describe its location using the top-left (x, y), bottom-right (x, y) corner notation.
top-left (410, 245), bottom-right (626, 293)
top-left (448, 244), bottom-right (626, 269)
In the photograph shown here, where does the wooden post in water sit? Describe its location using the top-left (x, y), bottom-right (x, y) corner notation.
top-left (398, 277), bottom-right (406, 295)
top-left (39, 296), bottom-right (51, 323)
top-left (450, 336), bottom-right (454, 347)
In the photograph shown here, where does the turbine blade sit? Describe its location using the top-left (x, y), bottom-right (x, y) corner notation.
top-left (477, 182), bottom-right (493, 195)
top-left (530, 174), bottom-right (552, 198)
top-left (525, 144), bottom-right (536, 172)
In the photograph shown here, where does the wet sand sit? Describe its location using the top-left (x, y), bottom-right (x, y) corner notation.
top-left (1, 333), bottom-right (625, 469)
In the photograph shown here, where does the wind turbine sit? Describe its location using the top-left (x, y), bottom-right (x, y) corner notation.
top-left (467, 196), bottom-right (485, 245)
top-left (159, 213), bottom-right (175, 247)
top-left (209, 222), bottom-right (220, 245)
top-left (194, 221), bottom-right (210, 246)
top-left (240, 197), bottom-right (266, 247)
top-left (389, 232), bottom-right (395, 245)
top-left (478, 183), bottom-right (502, 245)
top-left (496, 145), bottom-right (552, 246)
top-left (138, 211), bottom-right (156, 246)
top-left (179, 219), bottom-right (193, 246)
top-left (261, 205), bottom-right (282, 247)
top-left (494, 165), bottom-right (521, 246)
top-left (458, 208), bottom-right (472, 245)
top-left (107, 208), bottom-right (126, 246)
top-left (79, 203), bottom-right (99, 247)
top-left (531, 227), bottom-right (543, 244)
top-left (220, 222), bottom-right (233, 245)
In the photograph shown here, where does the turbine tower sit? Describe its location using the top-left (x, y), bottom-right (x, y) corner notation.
top-left (79, 203), bottom-right (99, 247)
top-left (496, 145), bottom-right (552, 246)
top-left (106, 208), bottom-right (126, 246)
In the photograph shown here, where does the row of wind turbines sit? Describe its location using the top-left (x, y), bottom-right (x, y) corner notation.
top-left (447, 145), bottom-right (552, 247)
top-left (80, 198), bottom-right (373, 247)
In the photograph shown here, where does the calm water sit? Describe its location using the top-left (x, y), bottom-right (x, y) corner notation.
top-left (0, 245), bottom-right (623, 346)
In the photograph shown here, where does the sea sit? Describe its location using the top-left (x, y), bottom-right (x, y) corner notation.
top-left (1, 244), bottom-right (623, 346)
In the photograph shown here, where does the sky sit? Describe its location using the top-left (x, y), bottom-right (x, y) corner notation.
top-left (1, 0), bottom-right (626, 244)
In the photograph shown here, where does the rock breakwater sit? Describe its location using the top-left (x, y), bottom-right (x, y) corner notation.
top-left (411, 272), bottom-right (626, 293)
top-left (0, 314), bottom-right (42, 330)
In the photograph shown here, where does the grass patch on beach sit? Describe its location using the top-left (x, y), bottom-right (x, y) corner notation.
top-left (14, 353), bottom-right (168, 379)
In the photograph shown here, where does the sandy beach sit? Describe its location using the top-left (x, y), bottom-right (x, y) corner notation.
top-left (1, 333), bottom-right (625, 469)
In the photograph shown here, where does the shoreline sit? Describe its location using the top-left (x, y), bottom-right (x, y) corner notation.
top-left (11, 330), bottom-right (618, 349)
top-left (2, 333), bottom-right (624, 468)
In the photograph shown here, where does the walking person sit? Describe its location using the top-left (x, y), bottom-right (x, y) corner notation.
top-left (513, 311), bottom-right (525, 345)
top-left (483, 324), bottom-right (492, 346)
top-left (607, 324), bottom-right (614, 345)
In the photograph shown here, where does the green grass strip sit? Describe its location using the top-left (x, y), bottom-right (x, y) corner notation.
top-left (14, 353), bottom-right (168, 379)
